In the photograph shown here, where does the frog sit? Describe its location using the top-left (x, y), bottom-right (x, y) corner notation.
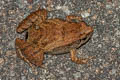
top-left (15, 9), bottom-right (94, 67)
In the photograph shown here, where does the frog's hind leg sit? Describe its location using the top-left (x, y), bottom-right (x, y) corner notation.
top-left (15, 38), bottom-right (44, 67)
top-left (70, 49), bottom-right (94, 64)
top-left (16, 9), bottom-right (47, 33)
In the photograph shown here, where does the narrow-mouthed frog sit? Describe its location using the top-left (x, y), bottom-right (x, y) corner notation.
top-left (15, 9), bottom-right (93, 67)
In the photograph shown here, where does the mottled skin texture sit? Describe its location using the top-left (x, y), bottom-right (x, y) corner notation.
top-left (15, 9), bottom-right (93, 67)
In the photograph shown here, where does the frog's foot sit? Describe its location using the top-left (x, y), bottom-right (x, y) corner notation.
top-left (66, 15), bottom-right (82, 22)
top-left (16, 9), bottom-right (47, 33)
top-left (15, 38), bottom-right (44, 67)
top-left (70, 49), bottom-right (94, 64)
top-left (16, 45), bottom-right (34, 67)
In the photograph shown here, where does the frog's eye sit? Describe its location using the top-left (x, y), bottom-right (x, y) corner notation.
top-left (82, 36), bottom-right (88, 41)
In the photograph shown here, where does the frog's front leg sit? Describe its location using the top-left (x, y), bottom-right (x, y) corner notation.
top-left (66, 15), bottom-right (82, 22)
top-left (15, 38), bottom-right (44, 67)
top-left (70, 49), bottom-right (94, 64)
top-left (17, 9), bottom-right (47, 33)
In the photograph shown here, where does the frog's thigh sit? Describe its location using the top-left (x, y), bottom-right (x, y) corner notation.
top-left (70, 49), bottom-right (94, 64)
top-left (66, 15), bottom-right (82, 22)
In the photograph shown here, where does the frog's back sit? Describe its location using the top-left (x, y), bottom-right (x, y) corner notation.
top-left (27, 18), bottom-right (92, 54)
top-left (26, 18), bottom-right (66, 47)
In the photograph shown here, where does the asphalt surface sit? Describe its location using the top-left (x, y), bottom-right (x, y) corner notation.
top-left (0, 0), bottom-right (120, 80)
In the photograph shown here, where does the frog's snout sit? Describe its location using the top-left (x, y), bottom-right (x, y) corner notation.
top-left (85, 26), bottom-right (93, 35)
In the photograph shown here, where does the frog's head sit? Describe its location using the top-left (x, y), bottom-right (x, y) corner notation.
top-left (79, 22), bottom-right (93, 42)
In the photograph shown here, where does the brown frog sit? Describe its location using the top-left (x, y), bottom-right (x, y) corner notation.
top-left (15, 9), bottom-right (93, 67)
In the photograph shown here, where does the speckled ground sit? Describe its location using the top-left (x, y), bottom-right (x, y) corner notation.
top-left (0, 0), bottom-right (120, 80)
